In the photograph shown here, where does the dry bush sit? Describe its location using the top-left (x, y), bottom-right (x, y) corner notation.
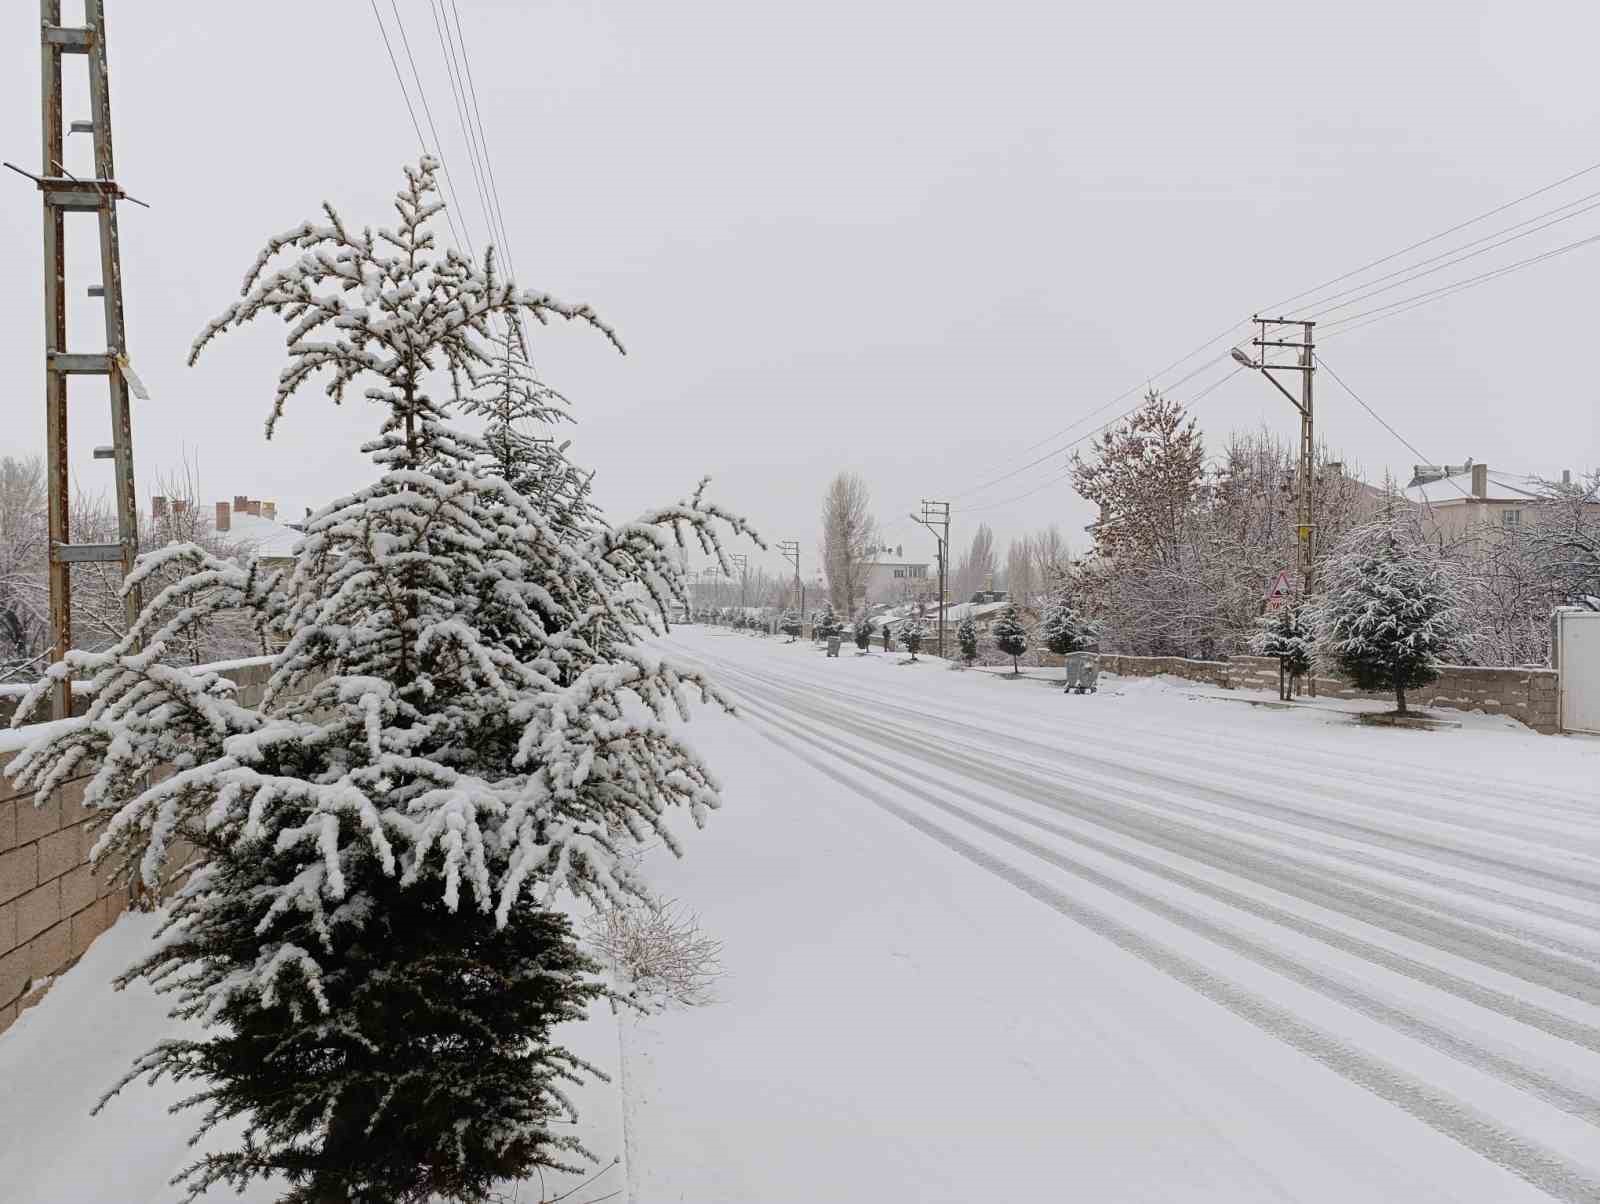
top-left (582, 895), bottom-right (723, 1009)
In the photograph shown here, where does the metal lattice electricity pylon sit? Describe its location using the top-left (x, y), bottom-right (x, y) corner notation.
top-left (23, 1), bottom-right (147, 717)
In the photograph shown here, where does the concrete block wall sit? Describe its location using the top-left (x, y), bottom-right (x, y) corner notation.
top-left (0, 658), bottom-right (275, 1035)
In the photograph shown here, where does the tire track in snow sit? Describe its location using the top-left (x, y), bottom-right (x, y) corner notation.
top-left (726, 684), bottom-right (1600, 1123)
top-left (719, 687), bottom-right (1600, 1204)
top-left (755, 658), bottom-right (1600, 900)
top-left (702, 653), bottom-right (1600, 1012)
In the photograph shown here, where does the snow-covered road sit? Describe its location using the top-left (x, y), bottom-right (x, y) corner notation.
top-left (627, 628), bottom-right (1600, 1203)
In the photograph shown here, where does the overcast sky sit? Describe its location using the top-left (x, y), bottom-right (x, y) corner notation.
top-left (2, 1), bottom-right (1597, 582)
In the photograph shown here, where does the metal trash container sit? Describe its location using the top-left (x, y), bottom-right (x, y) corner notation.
top-left (826, 636), bottom-right (842, 658)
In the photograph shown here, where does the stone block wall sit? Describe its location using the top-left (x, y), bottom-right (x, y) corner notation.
top-left (1102, 652), bottom-right (1561, 732)
top-left (0, 658), bottom-right (275, 1035)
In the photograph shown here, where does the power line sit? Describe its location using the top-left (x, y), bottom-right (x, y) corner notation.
top-left (428, 0), bottom-right (501, 266)
top-left (1320, 228), bottom-right (1600, 338)
top-left (1259, 154), bottom-right (1600, 314)
top-left (920, 156), bottom-right (1600, 515)
top-left (449, 0), bottom-right (519, 280)
top-left (956, 365), bottom-right (1245, 515)
top-left (369, 0), bottom-right (473, 261)
top-left (388, 0), bottom-right (477, 259)
top-left (1313, 353), bottom-right (1472, 502)
top-left (1295, 192), bottom-right (1600, 323)
top-left (947, 349), bottom-right (1234, 503)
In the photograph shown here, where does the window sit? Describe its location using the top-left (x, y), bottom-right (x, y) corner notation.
top-left (893, 568), bottom-right (905, 579)
top-left (1501, 509), bottom-right (1522, 527)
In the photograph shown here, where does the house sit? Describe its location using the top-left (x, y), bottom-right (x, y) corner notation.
top-left (1404, 462), bottom-right (1553, 545)
top-left (152, 494), bottom-right (304, 569)
top-left (859, 560), bottom-right (933, 605)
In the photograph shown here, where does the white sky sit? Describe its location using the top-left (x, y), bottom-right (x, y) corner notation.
top-left (2, 1), bottom-right (1597, 580)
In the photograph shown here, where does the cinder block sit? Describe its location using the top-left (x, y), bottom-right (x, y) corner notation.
top-left (59, 864), bottom-right (95, 916)
top-left (0, 800), bottom-right (15, 854)
top-left (37, 826), bottom-right (80, 882)
top-left (16, 880), bottom-right (59, 944)
top-left (58, 779), bottom-right (94, 827)
top-left (0, 899), bottom-right (14, 953)
top-left (27, 920), bottom-right (71, 981)
top-left (0, 944), bottom-right (28, 1007)
top-left (15, 794), bottom-right (60, 845)
top-left (69, 900), bottom-right (109, 960)
top-left (0, 846), bottom-right (36, 906)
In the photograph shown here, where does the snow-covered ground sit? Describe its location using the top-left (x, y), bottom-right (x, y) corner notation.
top-left (3, 626), bottom-right (1597, 1202)
top-left (627, 628), bottom-right (1600, 1203)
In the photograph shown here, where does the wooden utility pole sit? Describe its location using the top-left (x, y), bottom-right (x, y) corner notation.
top-left (1234, 317), bottom-right (1316, 693)
top-left (32, 0), bottom-right (144, 717)
top-left (910, 500), bottom-right (950, 659)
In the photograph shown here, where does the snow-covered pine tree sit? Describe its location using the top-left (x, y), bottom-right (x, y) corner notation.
top-left (956, 613), bottom-right (979, 664)
top-left (1038, 588), bottom-right (1096, 675)
top-left (1250, 601), bottom-right (1313, 700)
top-left (464, 320), bottom-right (598, 540)
top-left (1315, 512), bottom-right (1470, 715)
top-left (992, 603), bottom-right (1029, 675)
top-left (8, 158), bottom-right (757, 1204)
top-left (898, 613), bottom-right (928, 661)
top-left (780, 607), bottom-right (802, 640)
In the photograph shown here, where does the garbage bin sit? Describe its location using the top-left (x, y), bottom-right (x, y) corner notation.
top-left (826, 635), bottom-right (842, 658)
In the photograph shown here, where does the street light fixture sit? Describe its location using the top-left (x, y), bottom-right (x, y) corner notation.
top-left (1230, 346), bottom-right (1258, 369)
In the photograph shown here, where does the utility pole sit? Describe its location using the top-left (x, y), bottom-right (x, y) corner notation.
top-left (729, 553), bottom-right (748, 611)
top-left (777, 540), bottom-right (801, 623)
top-left (21, 1), bottom-right (146, 718)
top-left (909, 500), bottom-right (950, 659)
top-left (1232, 317), bottom-right (1316, 695)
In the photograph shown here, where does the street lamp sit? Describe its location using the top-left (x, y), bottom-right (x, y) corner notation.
top-left (1230, 346), bottom-right (1258, 369)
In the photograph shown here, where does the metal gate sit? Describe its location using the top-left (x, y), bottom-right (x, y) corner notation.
top-left (1554, 609), bottom-right (1600, 735)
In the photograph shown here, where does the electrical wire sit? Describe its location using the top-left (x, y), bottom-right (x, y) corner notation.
top-left (1320, 228), bottom-right (1600, 338)
top-left (369, 0), bottom-right (473, 261)
top-left (955, 366), bottom-right (1245, 515)
top-left (1294, 193), bottom-right (1600, 323)
top-left (387, 0), bottom-right (477, 259)
top-left (1313, 353), bottom-right (1472, 501)
top-left (1258, 155), bottom-right (1600, 315)
top-left (429, 0), bottom-right (502, 267)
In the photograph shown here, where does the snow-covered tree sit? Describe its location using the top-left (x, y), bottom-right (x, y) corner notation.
top-left (1039, 589), bottom-right (1096, 660)
top-left (813, 601), bottom-right (840, 639)
top-left (956, 613), bottom-right (978, 664)
top-left (464, 322), bottom-right (597, 540)
top-left (853, 614), bottom-right (872, 650)
top-left (1315, 514), bottom-right (1470, 714)
top-left (1250, 601), bottom-right (1313, 700)
top-left (780, 607), bottom-right (802, 640)
top-left (9, 158), bottom-right (757, 1204)
top-left (898, 613), bottom-right (928, 661)
top-left (992, 604), bottom-right (1029, 675)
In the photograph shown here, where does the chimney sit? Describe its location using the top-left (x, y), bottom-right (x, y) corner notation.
top-left (247, 499), bottom-right (262, 517)
top-left (233, 494), bottom-right (248, 512)
top-left (152, 495), bottom-right (168, 522)
top-left (1471, 463), bottom-right (1488, 498)
top-left (215, 501), bottom-right (231, 532)
top-left (262, 501), bottom-right (277, 521)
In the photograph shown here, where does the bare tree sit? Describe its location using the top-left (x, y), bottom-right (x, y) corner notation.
top-left (0, 457), bottom-right (48, 672)
top-left (1071, 390), bottom-right (1205, 566)
top-left (820, 471), bottom-right (878, 613)
top-left (952, 522), bottom-right (997, 600)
